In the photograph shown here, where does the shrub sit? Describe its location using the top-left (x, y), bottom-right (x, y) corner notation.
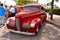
top-left (45, 8), bottom-right (60, 15)
top-left (44, 8), bottom-right (50, 13)
top-left (53, 9), bottom-right (60, 15)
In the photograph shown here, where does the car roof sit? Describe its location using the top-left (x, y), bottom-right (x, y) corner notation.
top-left (24, 3), bottom-right (41, 7)
top-left (15, 3), bottom-right (41, 8)
top-left (17, 6), bottom-right (23, 8)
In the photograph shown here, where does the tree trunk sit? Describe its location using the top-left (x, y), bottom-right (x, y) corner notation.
top-left (37, 0), bottom-right (38, 3)
top-left (50, 0), bottom-right (54, 20)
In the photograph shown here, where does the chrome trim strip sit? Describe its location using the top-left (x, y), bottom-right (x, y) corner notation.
top-left (16, 18), bottom-right (20, 31)
top-left (9, 29), bottom-right (35, 35)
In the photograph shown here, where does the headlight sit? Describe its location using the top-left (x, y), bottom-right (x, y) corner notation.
top-left (6, 20), bottom-right (9, 24)
top-left (30, 21), bottom-right (36, 27)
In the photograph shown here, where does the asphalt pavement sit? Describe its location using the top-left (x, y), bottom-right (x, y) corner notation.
top-left (46, 13), bottom-right (60, 28)
top-left (0, 22), bottom-right (60, 40)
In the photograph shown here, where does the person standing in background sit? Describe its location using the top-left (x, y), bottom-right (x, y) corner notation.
top-left (9, 6), bottom-right (15, 17)
top-left (0, 1), bottom-right (1, 5)
top-left (0, 3), bottom-right (5, 27)
top-left (4, 5), bottom-right (8, 19)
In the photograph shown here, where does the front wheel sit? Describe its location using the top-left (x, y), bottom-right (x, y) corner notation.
top-left (35, 24), bottom-right (41, 35)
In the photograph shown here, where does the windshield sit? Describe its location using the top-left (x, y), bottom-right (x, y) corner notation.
top-left (22, 6), bottom-right (39, 10)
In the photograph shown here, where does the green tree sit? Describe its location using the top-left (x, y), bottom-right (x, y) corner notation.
top-left (14, 0), bottom-right (33, 5)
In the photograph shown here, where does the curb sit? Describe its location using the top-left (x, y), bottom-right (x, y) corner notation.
top-left (46, 20), bottom-right (60, 28)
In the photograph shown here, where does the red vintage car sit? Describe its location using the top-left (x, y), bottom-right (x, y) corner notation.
top-left (6, 4), bottom-right (47, 35)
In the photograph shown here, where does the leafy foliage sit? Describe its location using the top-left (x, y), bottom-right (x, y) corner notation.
top-left (55, 0), bottom-right (59, 2)
top-left (45, 8), bottom-right (60, 15)
top-left (14, 0), bottom-right (33, 5)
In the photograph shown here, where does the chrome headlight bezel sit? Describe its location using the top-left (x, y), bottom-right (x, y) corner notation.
top-left (6, 20), bottom-right (9, 24)
top-left (30, 21), bottom-right (36, 27)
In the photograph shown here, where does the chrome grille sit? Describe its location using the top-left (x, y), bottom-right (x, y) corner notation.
top-left (16, 18), bottom-right (20, 31)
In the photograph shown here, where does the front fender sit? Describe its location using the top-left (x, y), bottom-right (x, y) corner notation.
top-left (6, 17), bottom-right (15, 29)
top-left (26, 18), bottom-right (41, 26)
top-left (31, 18), bottom-right (41, 25)
top-left (26, 18), bottom-right (41, 32)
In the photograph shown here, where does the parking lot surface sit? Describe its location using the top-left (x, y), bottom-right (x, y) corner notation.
top-left (0, 22), bottom-right (60, 40)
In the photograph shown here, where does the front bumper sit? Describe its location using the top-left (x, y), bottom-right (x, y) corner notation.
top-left (8, 29), bottom-right (35, 35)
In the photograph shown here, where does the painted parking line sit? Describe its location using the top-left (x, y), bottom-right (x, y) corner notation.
top-left (46, 24), bottom-right (60, 32)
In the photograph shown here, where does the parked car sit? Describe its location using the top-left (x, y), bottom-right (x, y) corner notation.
top-left (6, 4), bottom-right (47, 35)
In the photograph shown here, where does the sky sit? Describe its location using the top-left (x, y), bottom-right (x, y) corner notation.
top-left (38, 0), bottom-right (52, 4)
top-left (0, 0), bottom-right (16, 6)
top-left (38, 0), bottom-right (60, 7)
top-left (0, 0), bottom-right (60, 7)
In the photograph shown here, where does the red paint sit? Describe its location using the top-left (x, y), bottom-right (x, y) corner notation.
top-left (6, 4), bottom-right (47, 33)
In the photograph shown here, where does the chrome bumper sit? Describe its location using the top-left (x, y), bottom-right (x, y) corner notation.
top-left (8, 29), bottom-right (35, 35)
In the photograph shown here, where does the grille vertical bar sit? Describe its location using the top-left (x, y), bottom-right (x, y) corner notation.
top-left (16, 18), bottom-right (20, 31)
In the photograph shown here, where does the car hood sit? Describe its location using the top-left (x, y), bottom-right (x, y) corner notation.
top-left (16, 10), bottom-right (40, 18)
